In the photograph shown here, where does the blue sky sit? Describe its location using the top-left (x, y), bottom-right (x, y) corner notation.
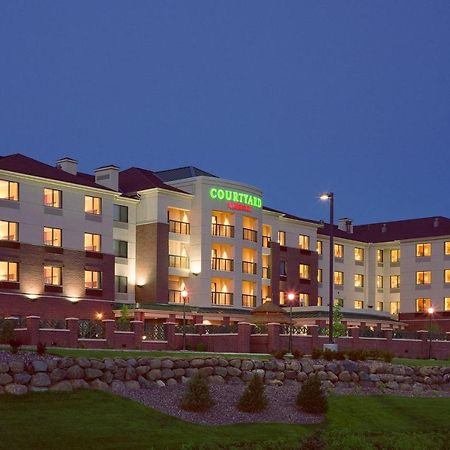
top-left (1, 1), bottom-right (449, 224)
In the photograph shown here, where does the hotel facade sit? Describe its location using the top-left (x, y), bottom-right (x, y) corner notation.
top-left (1, 154), bottom-right (450, 331)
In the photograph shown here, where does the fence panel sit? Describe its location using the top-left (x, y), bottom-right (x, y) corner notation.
top-left (79, 320), bottom-right (104, 339)
top-left (144, 323), bottom-right (166, 341)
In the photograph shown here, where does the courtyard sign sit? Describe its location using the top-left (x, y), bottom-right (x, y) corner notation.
top-left (209, 187), bottom-right (262, 211)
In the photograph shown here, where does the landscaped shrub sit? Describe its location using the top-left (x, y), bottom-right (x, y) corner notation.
top-left (271, 349), bottom-right (287, 359)
top-left (237, 374), bottom-right (268, 412)
top-left (311, 348), bottom-right (322, 359)
top-left (335, 351), bottom-right (346, 360)
top-left (347, 349), bottom-right (367, 361)
top-left (181, 374), bottom-right (215, 412)
top-left (0, 320), bottom-right (15, 344)
top-left (296, 374), bottom-right (328, 414)
top-left (382, 351), bottom-right (394, 362)
top-left (195, 342), bottom-right (207, 352)
top-left (293, 349), bottom-right (304, 359)
top-left (36, 342), bottom-right (47, 355)
top-left (9, 338), bottom-right (22, 354)
top-left (322, 349), bottom-right (337, 361)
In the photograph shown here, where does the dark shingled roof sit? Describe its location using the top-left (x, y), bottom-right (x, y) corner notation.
top-left (318, 216), bottom-right (450, 243)
top-left (155, 166), bottom-right (217, 182)
top-left (0, 153), bottom-right (114, 191)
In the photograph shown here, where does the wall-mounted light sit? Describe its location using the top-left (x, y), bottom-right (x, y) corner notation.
top-left (26, 294), bottom-right (39, 300)
top-left (68, 297), bottom-right (79, 303)
top-left (96, 312), bottom-right (104, 320)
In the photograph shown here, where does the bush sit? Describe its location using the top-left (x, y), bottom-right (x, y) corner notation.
top-left (293, 349), bottom-right (304, 359)
top-left (311, 348), bottom-right (322, 359)
top-left (0, 320), bottom-right (15, 344)
top-left (323, 349), bottom-right (337, 361)
top-left (335, 351), bottom-right (346, 360)
top-left (36, 342), bottom-right (47, 355)
top-left (271, 349), bottom-right (287, 359)
top-left (196, 342), bottom-right (207, 352)
top-left (382, 351), bottom-right (394, 363)
top-left (347, 349), bottom-right (367, 361)
top-left (180, 374), bottom-right (215, 412)
top-left (296, 374), bottom-right (328, 414)
top-left (9, 338), bottom-right (22, 354)
top-left (237, 374), bottom-right (268, 412)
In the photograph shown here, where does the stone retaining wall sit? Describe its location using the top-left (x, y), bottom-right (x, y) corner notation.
top-left (1, 356), bottom-right (449, 395)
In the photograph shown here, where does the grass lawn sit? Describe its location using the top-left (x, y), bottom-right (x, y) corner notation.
top-left (1, 391), bottom-right (449, 450)
top-left (392, 357), bottom-right (450, 367)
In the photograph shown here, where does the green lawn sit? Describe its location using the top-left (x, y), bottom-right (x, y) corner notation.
top-left (1, 390), bottom-right (449, 450)
top-left (392, 357), bottom-right (450, 367)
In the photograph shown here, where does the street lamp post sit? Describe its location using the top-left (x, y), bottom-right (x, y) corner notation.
top-left (320, 192), bottom-right (334, 345)
top-left (181, 288), bottom-right (188, 351)
top-left (427, 306), bottom-right (434, 359)
top-left (287, 292), bottom-right (295, 356)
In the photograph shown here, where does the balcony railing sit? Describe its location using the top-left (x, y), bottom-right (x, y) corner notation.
top-left (211, 291), bottom-right (233, 305)
top-left (169, 254), bottom-right (190, 269)
top-left (242, 260), bottom-right (257, 275)
top-left (211, 223), bottom-right (235, 238)
top-left (262, 266), bottom-right (271, 279)
top-left (211, 257), bottom-right (234, 272)
top-left (168, 289), bottom-right (189, 304)
top-left (243, 228), bottom-right (257, 242)
top-left (169, 219), bottom-right (190, 235)
top-left (242, 294), bottom-right (257, 308)
top-left (262, 235), bottom-right (271, 248)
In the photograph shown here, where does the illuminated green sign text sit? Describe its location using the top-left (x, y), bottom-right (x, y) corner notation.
top-left (209, 187), bottom-right (262, 209)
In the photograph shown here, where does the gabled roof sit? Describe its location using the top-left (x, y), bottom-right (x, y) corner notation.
top-left (155, 166), bottom-right (217, 182)
top-left (0, 153), bottom-right (114, 191)
top-left (263, 205), bottom-right (320, 225)
top-left (119, 167), bottom-right (187, 195)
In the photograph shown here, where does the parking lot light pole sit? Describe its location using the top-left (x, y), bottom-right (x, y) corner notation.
top-left (287, 292), bottom-right (295, 356)
top-left (181, 289), bottom-right (188, 351)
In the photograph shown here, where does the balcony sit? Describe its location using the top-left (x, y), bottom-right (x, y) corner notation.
top-left (211, 257), bottom-right (234, 272)
top-left (211, 223), bottom-right (235, 238)
top-left (168, 289), bottom-right (189, 303)
top-left (169, 254), bottom-right (190, 269)
top-left (211, 291), bottom-right (233, 305)
top-left (262, 266), bottom-right (271, 279)
top-left (242, 294), bottom-right (257, 308)
top-left (242, 260), bottom-right (257, 275)
top-left (169, 219), bottom-right (190, 235)
top-left (262, 235), bottom-right (271, 248)
top-left (243, 228), bottom-right (257, 242)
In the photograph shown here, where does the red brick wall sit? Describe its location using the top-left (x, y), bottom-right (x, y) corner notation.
top-left (400, 312), bottom-right (450, 332)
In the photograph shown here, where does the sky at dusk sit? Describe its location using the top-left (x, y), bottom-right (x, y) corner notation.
top-left (1, 1), bottom-right (449, 224)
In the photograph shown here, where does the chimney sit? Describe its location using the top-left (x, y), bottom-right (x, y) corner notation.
top-left (381, 223), bottom-right (387, 233)
top-left (338, 218), bottom-right (353, 233)
top-left (56, 157), bottom-right (78, 175)
top-left (433, 217), bottom-right (439, 228)
top-left (94, 165), bottom-right (120, 191)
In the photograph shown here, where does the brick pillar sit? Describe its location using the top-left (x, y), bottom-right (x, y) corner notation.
top-left (376, 322), bottom-right (382, 331)
top-left (131, 320), bottom-right (144, 349)
top-left (237, 322), bottom-right (251, 353)
top-left (193, 314), bottom-right (203, 325)
top-left (341, 320), bottom-right (348, 329)
top-left (446, 332), bottom-right (450, 342)
top-left (417, 330), bottom-right (429, 359)
top-left (103, 319), bottom-right (115, 347)
top-left (26, 316), bottom-right (40, 346)
top-left (66, 318), bottom-right (79, 348)
top-left (222, 316), bottom-right (230, 325)
top-left (383, 328), bottom-right (393, 356)
top-left (308, 325), bottom-right (319, 354)
top-left (315, 319), bottom-right (326, 328)
top-left (359, 322), bottom-right (366, 331)
top-left (168, 313), bottom-right (176, 323)
top-left (194, 323), bottom-right (205, 335)
top-left (133, 311), bottom-right (144, 321)
top-left (350, 326), bottom-right (360, 349)
top-left (267, 323), bottom-right (281, 353)
top-left (164, 322), bottom-right (177, 350)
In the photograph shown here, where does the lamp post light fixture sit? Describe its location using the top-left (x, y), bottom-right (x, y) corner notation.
top-left (427, 306), bottom-right (434, 359)
top-left (320, 192), bottom-right (335, 349)
top-left (287, 292), bottom-right (295, 356)
top-left (181, 288), bottom-right (188, 351)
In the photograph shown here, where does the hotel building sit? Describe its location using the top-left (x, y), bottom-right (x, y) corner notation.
top-left (1, 153), bottom-right (449, 331)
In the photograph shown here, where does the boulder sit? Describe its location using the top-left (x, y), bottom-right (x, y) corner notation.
top-left (50, 368), bottom-right (66, 383)
top-left (161, 369), bottom-right (175, 380)
top-left (32, 360), bottom-right (47, 373)
top-left (138, 376), bottom-right (153, 389)
top-left (204, 358), bottom-right (216, 367)
top-left (267, 379), bottom-right (283, 386)
top-left (59, 357), bottom-right (75, 369)
top-left (386, 381), bottom-right (399, 390)
top-left (125, 367), bottom-right (137, 381)
top-left (124, 380), bottom-right (140, 390)
top-left (66, 365), bottom-right (84, 380)
top-left (136, 366), bottom-right (150, 376)
top-left (327, 372), bottom-right (338, 383)
top-left (227, 367), bottom-right (241, 377)
top-left (286, 360), bottom-right (301, 371)
top-left (14, 372), bottom-right (31, 385)
top-left (115, 359), bottom-right (128, 368)
top-left (5, 384), bottom-right (27, 395)
top-left (190, 359), bottom-right (204, 368)
top-left (173, 368), bottom-right (185, 378)
top-left (0, 363), bottom-right (9, 373)
top-left (127, 358), bottom-right (137, 367)
top-left (275, 360), bottom-right (285, 371)
top-left (297, 372), bottom-right (308, 382)
top-left (285, 370), bottom-right (297, 380)
top-left (174, 360), bottom-right (189, 369)
top-left (198, 367), bottom-right (213, 377)
top-left (90, 379), bottom-right (110, 391)
top-left (301, 361), bottom-right (313, 374)
top-left (29, 387), bottom-right (48, 393)
top-left (146, 369), bottom-right (162, 381)
top-left (85, 368), bottom-right (104, 380)
top-left (228, 376), bottom-right (242, 384)
top-left (264, 370), bottom-right (275, 380)
top-left (161, 359), bottom-right (174, 369)
top-left (229, 359), bottom-right (241, 368)
top-left (166, 378), bottom-right (177, 387)
top-left (104, 359), bottom-right (116, 371)
top-left (114, 368), bottom-right (126, 381)
top-left (185, 368), bottom-right (199, 377)
top-left (76, 357), bottom-right (91, 368)
top-left (70, 379), bottom-right (90, 390)
top-left (208, 375), bottom-right (225, 384)
top-left (156, 380), bottom-right (165, 388)
top-left (50, 381), bottom-right (73, 392)
top-left (111, 380), bottom-right (126, 392)
top-left (30, 373), bottom-right (51, 387)
top-left (0, 373), bottom-right (13, 385)
top-left (101, 371), bottom-right (114, 384)
top-left (9, 361), bottom-right (24, 373)
top-left (317, 371), bottom-right (328, 381)
top-left (241, 360), bottom-right (254, 371)
top-left (91, 360), bottom-right (105, 370)
top-left (253, 360), bottom-right (264, 369)
top-left (214, 367), bottom-right (228, 377)
top-left (218, 358), bottom-right (228, 367)
top-left (241, 371), bottom-right (254, 382)
top-left (338, 371), bottom-right (352, 382)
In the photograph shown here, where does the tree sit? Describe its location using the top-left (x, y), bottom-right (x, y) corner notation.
top-left (322, 304), bottom-right (346, 338)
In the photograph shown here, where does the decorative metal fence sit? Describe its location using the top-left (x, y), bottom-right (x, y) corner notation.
top-left (203, 324), bottom-right (239, 334)
top-left (392, 330), bottom-right (419, 340)
top-left (251, 324), bottom-right (268, 334)
top-left (175, 324), bottom-right (197, 334)
top-left (282, 325), bottom-right (309, 335)
top-left (143, 323), bottom-right (166, 341)
top-left (39, 319), bottom-right (66, 329)
top-left (116, 321), bottom-right (132, 332)
top-left (78, 320), bottom-right (104, 339)
top-left (359, 328), bottom-right (385, 338)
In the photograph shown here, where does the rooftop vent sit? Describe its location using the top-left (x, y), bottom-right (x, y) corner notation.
top-left (381, 224), bottom-right (387, 233)
top-left (56, 157), bottom-right (78, 175)
top-left (338, 218), bottom-right (353, 233)
top-left (433, 217), bottom-right (439, 228)
top-left (94, 165), bottom-right (120, 191)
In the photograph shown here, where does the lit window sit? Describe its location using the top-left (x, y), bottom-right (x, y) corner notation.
top-left (299, 293), bottom-right (309, 306)
top-left (279, 261), bottom-right (287, 276)
top-left (416, 298), bottom-right (431, 312)
top-left (44, 266), bottom-right (62, 286)
top-left (84, 233), bottom-right (101, 252)
top-left (317, 268), bottom-right (323, 283)
top-left (376, 249), bottom-right (384, 263)
top-left (0, 261), bottom-right (18, 282)
top-left (416, 271), bottom-right (431, 285)
top-left (317, 296), bottom-right (323, 306)
top-left (316, 240), bottom-right (323, 255)
top-left (0, 180), bottom-right (19, 201)
top-left (0, 221), bottom-right (18, 241)
top-left (43, 188), bottom-right (62, 208)
top-left (376, 301), bottom-right (384, 311)
top-left (279, 291), bottom-right (285, 305)
top-left (445, 297), bottom-right (450, 311)
top-left (354, 274), bottom-right (364, 288)
top-left (445, 270), bottom-right (450, 284)
top-left (334, 244), bottom-right (344, 258)
top-left (334, 298), bottom-right (344, 307)
top-left (85, 196), bottom-right (102, 215)
top-left (377, 275), bottom-right (383, 289)
top-left (334, 271), bottom-right (344, 285)
top-left (115, 275), bottom-right (128, 293)
top-left (114, 240), bottom-right (128, 258)
top-left (114, 204), bottom-right (128, 223)
top-left (299, 235), bottom-right (310, 250)
top-left (43, 227), bottom-right (62, 247)
top-left (354, 300), bottom-right (363, 309)
top-left (85, 270), bottom-right (102, 289)
top-left (445, 242), bottom-right (450, 255)
top-left (299, 264), bottom-right (310, 280)
top-left (390, 275), bottom-right (400, 289)
top-left (390, 249), bottom-right (400, 263)
top-left (390, 301), bottom-right (400, 315)
top-left (278, 231), bottom-right (286, 246)
top-left (416, 243), bottom-right (431, 257)
top-left (354, 247), bottom-right (364, 262)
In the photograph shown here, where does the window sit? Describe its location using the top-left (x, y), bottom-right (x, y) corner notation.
top-left (279, 291), bottom-right (285, 305)
top-left (377, 249), bottom-right (384, 263)
top-left (0, 221), bottom-right (18, 241)
top-left (115, 275), bottom-right (128, 293)
top-left (85, 196), bottom-right (102, 215)
top-left (416, 271), bottom-right (431, 285)
top-left (43, 227), bottom-right (62, 247)
top-left (445, 297), bottom-right (450, 311)
top-left (317, 268), bottom-right (323, 283)
top-left (390, 249), bottom-right (400, 263)
top-left (334, 271), bottom-right (344, 285)
top-left (114, 240), bottom-right (128, 258)
top-left (316, 240), bottom-right (323, 255)
top-left (317, 296), bottom-right (323, 306)
top-left (416, 243), bottom-right (431, 257)
top-left (354, 300), bottom-right (364, 309)
top-left (390, 301), bottom-right (400, 315)
top-left (279, 260), bottom-right (287, 276)
top-left (445, 242), bottom-right (450, 255)
top-left (334, 244), bottom-right (344, 258)
top-left (416, 298), bottom-right (431, 313)
top-left (299, 293), bottom-right (309, 306)
top-left (376, 301), bottom-right (384, 311)
top-left (43, 188), bottom-right (62, 208)
top-left (354, 247), bottom-right (364, 262)
top-left (334, 298), bottom-right (344, 307)
top-left (377, 275), bottom-right (383, 289)
top-left (299, 264), bottom-right (310, 279)
top-left (278, 231), bottom-right (286, 246)
top-left (0, 261), bottom-right (18, 281)
top-left (299, 235), bottom-right (310, 250)
top-left (85, 270), bottom-right (102, 289)
top-left (44, 266), bottom-right (62, 286)
top-left (390, 275), bottom-right (400, 289)
top-left (84, 233), bottom-right (101, 252)
top-left (0, 180), bottom-right (19, 201)
top-left (114, 204), bottom-right (128, 223)
top-left (445, 270), bottom-right (450, 284)
top-left (354, 274), bottom-right (364, 288)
